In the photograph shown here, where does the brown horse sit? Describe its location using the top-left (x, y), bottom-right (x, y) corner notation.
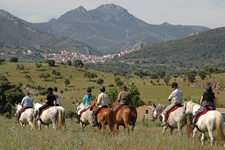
top-left (90, 98), bottom-right (116, 136)
top-left (112, 100), bottom-right (137, 135)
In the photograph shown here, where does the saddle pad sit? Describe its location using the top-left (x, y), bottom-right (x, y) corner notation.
top-left (197, 110), bottom-right (212, 122)
top-left (97, 108), bottom-right (107, 117)
top-left (167, 107), bottom-right (180, 119)
top-left (80, 108), bottom-right (89, 117)
top-left (115, 106), bottom-right (124, 114)
top-left (40, 106), bottom-right (51, 115)
top-left (19, 109), bottom-right (27, 118)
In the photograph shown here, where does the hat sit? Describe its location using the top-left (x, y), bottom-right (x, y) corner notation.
top-left (171, 82), bottom-right (178, 88)
top-left (122, 86), bottom-right (128, 91)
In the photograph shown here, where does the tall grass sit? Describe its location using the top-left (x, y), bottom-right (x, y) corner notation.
top-left (0, 116), bottom-right (224, 150)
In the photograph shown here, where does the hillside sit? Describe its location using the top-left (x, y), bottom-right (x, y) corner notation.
top-left (0, 9), bottom-right (101, 58)
top-left (87, 27), bottom-right (225, 74)
top-left (26, 4), bottom-right (209, 53)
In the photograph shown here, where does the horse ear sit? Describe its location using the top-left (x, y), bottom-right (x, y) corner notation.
top-left (76, 99), bottom-right (78, 103)
top-left (153, 104), bottom-right (156, 108)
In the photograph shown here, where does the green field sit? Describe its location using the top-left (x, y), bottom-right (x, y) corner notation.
top-left (1, 62), bottom-right (225, 111)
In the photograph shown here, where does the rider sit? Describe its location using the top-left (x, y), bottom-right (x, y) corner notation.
top-left (92, 86), bottom-right (109, 127)
top-left (114, 86), bottom-right (133, 112)
top-left (15, 91), bottom-right (33, 123)
top-left (53, 87), bottom-right (61, 106)
top-left (161, 82), bottom-right (183, 127)
top-left (36, 87), bottom-right (56, 120)
top-left (189, 85), bottom-right (216, 130)
top-left (75, 87), bottom-right (94, 124)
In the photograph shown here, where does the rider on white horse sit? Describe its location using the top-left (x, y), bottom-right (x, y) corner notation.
top-left (15, 91), bottom-right (33, 123)
top-left (92, 86), bottom-right (109, 127)
top-left (161, 82), bottom-right (183, 126)
top-left (36, 87), bottom-right (56, 120)
top-left (53, 87), bottom-right (61, 106)
top-left (75, 87), bottom-right (94, 124)
top-left (189, 85), bottom-right (216, 129)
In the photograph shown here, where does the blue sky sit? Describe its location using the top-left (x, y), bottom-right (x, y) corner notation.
top-left (0, 0), bottom-right (225, 28)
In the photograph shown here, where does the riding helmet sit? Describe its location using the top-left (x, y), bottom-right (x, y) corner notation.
top-left (100, 86), bottom-right (105, 92)
top-left (206, 85), bottom-right (212, 92)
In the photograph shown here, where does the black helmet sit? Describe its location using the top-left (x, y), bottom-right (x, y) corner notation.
top-left (47, 87), bottom-right (53, 92)
top-left (87, 87), bottom-right (92, 93)
top-left (206, 85), bottom-right (212, 92)
top-left (100, 86), bottom-right (105, 92)
top-left (171, 82), bottom-right (178, 88)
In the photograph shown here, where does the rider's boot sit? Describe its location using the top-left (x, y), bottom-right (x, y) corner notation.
top-left (75, 115), bottom-right (80, 124)
top-left (92, 115), bottom-right (97, 127)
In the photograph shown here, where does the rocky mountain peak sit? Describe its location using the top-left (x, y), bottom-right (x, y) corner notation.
top-left (96, 4), bottom-right (128, 14)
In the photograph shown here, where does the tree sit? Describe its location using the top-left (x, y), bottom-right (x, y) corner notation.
top-left (84, 72), bottom-right (98, 81)
top-left (0, 58), bottom-right (5, 64)
top-left (46, 59), bottom-right (55, 66)
top-left (96, 78), bottom-right (104, 86)
top-left (16, 64), bottom-right (25, 72)
top-left (150, 73), bottom-right (158, 79)
top-left (129, 83), bottom-right (145, 107)
top-left (156, 70), bottom-right (166, 79)
top-left (10, 57), bottom-right (18, 62)
top-left (74, 60), bottom-right (83, 70)
top-left (114, 77), bottom-right (123, 87)
top-left (134, 70), bottom-right (148, 79)
top-left (163, 75), bottom-right (171, 85)
top-left (35, 63), bottom-right (42, 70)
top-left (186, 71), bottom-right (197, 83)
top-left (106, 87), bottom-right (119, 107)
top-left (67, 60), bottom-right (72, 66)
top-left (64, 79), bottom-right (70, 87)
top-left (198, 70), bottom-right (207, 80)
top-left (39, 73), bottom-right (50, 81)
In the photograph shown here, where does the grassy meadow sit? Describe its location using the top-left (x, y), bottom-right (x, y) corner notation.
top-left (1, 62), bottom-right (225, 149)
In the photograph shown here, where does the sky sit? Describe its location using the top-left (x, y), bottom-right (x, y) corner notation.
top-left (0, 0), bottom-right (225, 29)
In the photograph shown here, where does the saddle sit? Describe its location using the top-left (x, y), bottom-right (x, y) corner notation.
top-left (80, 108), bottom-right (89, 117)
top-left (97, 107), bottom-right (107, 117)
top-left (19, 107), bottom-right (33, 118)
top-left (167, 107), bottom-right (181, 119)
top-left (115, 104), bottom-right (127, 114)
top-left (197, 110), bottom-right (212, 122)
top-left (40, 106), bottom-right (52, 115)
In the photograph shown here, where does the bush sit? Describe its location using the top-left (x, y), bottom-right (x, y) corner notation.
top-left (108, 84), bottom-right (114, 87)
top-left (66, 110), bottom-right (77, 119)
top-left (46, 59), bottom-right (55, 66)
top-left (39, 89), bottom-right (48, 95)
top-left (10, 57), bottom-right (18, 62)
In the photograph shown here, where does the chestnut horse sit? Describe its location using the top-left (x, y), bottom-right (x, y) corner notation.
top-left (112, 100), bottom-right (137, 135)
top-left (90, 98), bottom-right (116, 136)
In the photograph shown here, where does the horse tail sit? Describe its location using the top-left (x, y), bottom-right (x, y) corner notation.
top-left (130, 106), bottom-right (137, 126)
top-left (57, 109), bottom-right (62, 129)
top-left (61, 107), bottom-right (66, 129)
top-left (215, 112), bottom-right (225, 145)
top-left (32, 116), bottom-right (36, 128)
top-left (108, 110), bottom-right (116, 135)
top-left (186, 115), bottom-right (193, 137)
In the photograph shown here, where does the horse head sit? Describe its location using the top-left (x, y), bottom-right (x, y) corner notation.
top-left (76, 100), bottom-right (84, 113)
top-left (90, 98), bottom-right (97, 111)
top-left (33, 103), bottom-right (42, 117)
top-left (151, 104), bottom-right (157, 121)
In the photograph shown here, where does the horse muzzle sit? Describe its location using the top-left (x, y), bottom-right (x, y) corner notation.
top-left (151, 117), bottom-right (156, 121)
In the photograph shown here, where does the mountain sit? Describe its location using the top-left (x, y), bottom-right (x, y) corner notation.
top-left (86, 27), bottom-right (225, 74)
top-left (26, 4), bottom-right (209, 53)
top-left (0, 9), bottom-right (100, 57)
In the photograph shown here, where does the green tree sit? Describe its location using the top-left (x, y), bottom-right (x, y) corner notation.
top-left (114, 77), bottom-right (123, 87)
top-left (39, 73), bottom-right (50, 81)
top-left (96, 78), bottom-right (104, 86)
top-left (0, 58), bottom-right (5, 64)
top-left (134, 70), bottom-right (148, 79)
top-left (74, 60), bottom-right (83, 70)
top-left (35, 63), bottom-right (42, 70)
top-left (67, 60), bottom-right (72, 66)
top-left (84, 72), bottom-right (98, 81)
top-left (129, 83), bottom-right (145, 107)
top-left (156, 70), bottom-right (166, 79)
top-left (16, 64), bottom-right (25, 72)
top-left (64, 79), bottom-right (70, 87)
top-left (106, 87), bottom-right (119, 107)
top-left (150, 73), bottom-right (158, 79)
top-left (186, 71), bottom-right (197, 83)
top-left (46, 59), bottom-right (55, 67)
top-left (198, 70), bottom-right (207, 80)
top-left (10, 57), bottom-right (18, 62)
top-left (163, 75), bottom-right (171, 85)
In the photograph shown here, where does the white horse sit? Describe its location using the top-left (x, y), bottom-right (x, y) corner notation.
top-left (185, 101), bottom-right (225, 147)
top-left (33, 103), bottom-right (64, 130)
top-left (151, 103), bottom-right (187, 136)
top-left (76, 101), bottom-right (93, 131)
top-left (15, 104), bottom-right (35, 129)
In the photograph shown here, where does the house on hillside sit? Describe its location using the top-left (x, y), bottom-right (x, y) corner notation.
top-left (136, 105), bottom-right (153, 121)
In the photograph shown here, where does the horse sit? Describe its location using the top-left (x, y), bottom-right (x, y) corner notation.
top-left (33, 103), bottom-right (64, 130)
top-left (15, 104), bottom-right (35, 129)
top-left (151, 104), bottom-right (166, 122)
top-left (90, 98), bottom-right (116, 136)
top-left (76, 100), bottom-right (93, 131)
top-left (185, 101), bottom-right (225, 147)
top-left (112, 100), bottom-right (137, 135)
top-left (151, 103), bottom-right (187, 136)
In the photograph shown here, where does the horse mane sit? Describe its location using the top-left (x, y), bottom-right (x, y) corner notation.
top-left (76, 101), bottom-right (83, 106)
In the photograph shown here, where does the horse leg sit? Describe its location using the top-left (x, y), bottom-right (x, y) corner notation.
top-left (46, 125), bottom-right (49, 129)
top-left (28, 121), bottom-right (34, 130)
top-left (177, 122), bottom-right (183, 136)
top-left (162, 126), bottom-right (168, 136)
top-left (124, 121), bottom-right (130, 135)
top-left (116, 123), bottom-right (119, 136)
top-left (101, 123), bottom-right (107, 134)
top-left (192, 128), bottom-right (197, 143)
top-left (208, 130), bottom-right (214, 146)
top-left (109, 123), bottom-right (115, 137)
top-left (170, 128), bottom-right (173, 136)
top-left (37, 120), bottom-right (41, 130)
top-left (201, 133), bottom-right (205, 146)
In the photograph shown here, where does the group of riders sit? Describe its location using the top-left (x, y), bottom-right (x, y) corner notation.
top-left (15, 81), bottom-right (216, 131)
top-left (76, 86), bottom-right (133, 127)
top-left (15, 87), bottom-right (61, 123)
